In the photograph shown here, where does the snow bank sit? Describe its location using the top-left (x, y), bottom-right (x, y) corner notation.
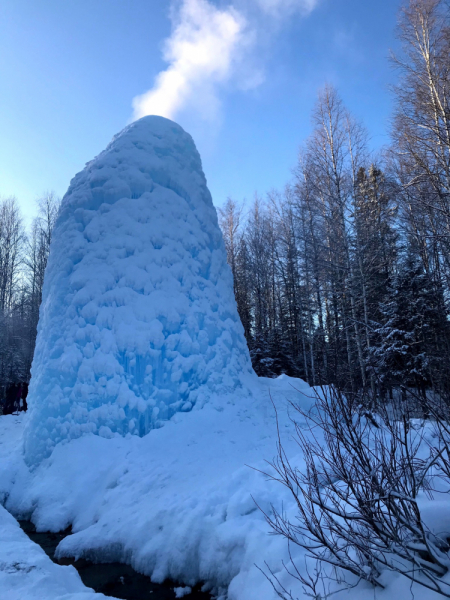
top-left (2, 377), bottom-right (314, 599)
top-left (24, 115), bottom-right (253, 465)
top-left (0, 380), bottom-right (448, 599)
top-left (0, 503), bottom-right (106, 600)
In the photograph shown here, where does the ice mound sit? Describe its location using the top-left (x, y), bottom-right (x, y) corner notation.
top-left (24, 116), bottom-right (253, 465)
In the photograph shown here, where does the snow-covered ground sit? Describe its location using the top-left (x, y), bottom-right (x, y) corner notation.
top-left (1, 375), bottom-right (448, 600)
top-left (1, 375), bottom-right (312, 599)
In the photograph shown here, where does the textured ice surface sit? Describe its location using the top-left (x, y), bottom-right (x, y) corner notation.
top-left (24, 116), bottom-right (253, 464)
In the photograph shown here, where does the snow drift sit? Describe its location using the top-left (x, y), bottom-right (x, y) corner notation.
top-left (1, 377), bottom-right (316, 600)
top-left (24, 115), bottom-right (253, 465)
top-left (3, 380), bottom-right (445, 600)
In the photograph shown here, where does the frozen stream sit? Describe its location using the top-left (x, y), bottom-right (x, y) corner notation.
top-left (19, 520), bottom-right (212, 600)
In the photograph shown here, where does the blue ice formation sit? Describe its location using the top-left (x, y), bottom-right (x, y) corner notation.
top-left (24, 116), bottom-right (253, 464)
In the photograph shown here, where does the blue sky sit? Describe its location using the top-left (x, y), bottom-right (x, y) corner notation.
top-left (0, 0), bottom-right (402, 223)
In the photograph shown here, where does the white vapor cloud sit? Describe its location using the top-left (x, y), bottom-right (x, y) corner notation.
top-left (132, 0), bottom-right (319, 123)
top-left (133, 0), bottom-right (246, 121)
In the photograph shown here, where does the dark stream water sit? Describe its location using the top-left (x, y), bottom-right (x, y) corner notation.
top-left (19, 520), bottom-right (212, 600)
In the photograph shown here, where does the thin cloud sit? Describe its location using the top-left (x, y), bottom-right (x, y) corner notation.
top-left (132, 0), bottom-right (320, 123)
top-left (253, 0), bottom-right (319, 17)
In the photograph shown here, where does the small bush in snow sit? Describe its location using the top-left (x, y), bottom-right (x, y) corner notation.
top-left (261, 386), bottom-right (450, 598)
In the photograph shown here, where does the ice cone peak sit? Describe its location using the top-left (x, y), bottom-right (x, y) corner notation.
top-left (61, 115), bottom-right (211, 216)
top-left (24, 116), bottom-right (253, 464)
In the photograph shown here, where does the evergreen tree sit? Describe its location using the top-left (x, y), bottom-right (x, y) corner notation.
top-left (370, 245), bottom-right (449, 398)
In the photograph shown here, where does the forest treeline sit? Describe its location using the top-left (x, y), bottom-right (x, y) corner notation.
top-left (1, 0), bottom-right (449, 402)
top-left (218, 0), bottom-right (450, 399)
top-left (0, 194), bottom-right (59, 397)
